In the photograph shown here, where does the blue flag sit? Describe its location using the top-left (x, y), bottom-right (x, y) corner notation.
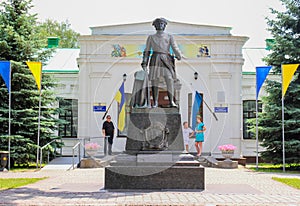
top-left (192, 91), bottom-right (202, 130)
top-left (0, 61), bottom-right (11, 93)
top-left (256, 66), bottom-right (272, 99)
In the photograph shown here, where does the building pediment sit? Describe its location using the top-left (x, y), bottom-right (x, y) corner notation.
top-left (90, 21), bottom-right (232, 36)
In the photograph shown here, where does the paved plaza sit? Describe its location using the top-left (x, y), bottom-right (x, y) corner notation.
top-left (0, 161), bottom-right (300, 206)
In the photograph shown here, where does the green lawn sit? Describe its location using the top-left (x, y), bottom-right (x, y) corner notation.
top-left (272, 177), bottom-right (300, 189)
top-left (246, 163), bottom-right (300, 173)
top-left (0, 177), bottom-right (47, 190)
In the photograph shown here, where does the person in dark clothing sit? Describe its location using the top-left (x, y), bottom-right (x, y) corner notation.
top-left (102, 115), bottom-right (115, 155)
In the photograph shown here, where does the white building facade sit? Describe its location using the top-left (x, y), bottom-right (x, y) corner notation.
top-left (76, 21), bottom-right (249, 158)
top-left (44, 21), bottom-right (280, 159)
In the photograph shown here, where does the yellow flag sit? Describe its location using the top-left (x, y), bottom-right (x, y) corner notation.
top-left (26, 62), bottom-right (42, 91)
top-left (282, 64), bottom-right (299, 97)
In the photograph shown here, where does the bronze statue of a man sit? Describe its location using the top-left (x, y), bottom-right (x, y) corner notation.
top-left (141, 18), bottom-right (182, 108)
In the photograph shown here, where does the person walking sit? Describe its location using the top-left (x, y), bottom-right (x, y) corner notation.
top-left (195, 115), bottom-right (206, 156)
top-left (102, 115), bottom-right (115, 155)
top-left (182, 121), bottom-right (194, 153)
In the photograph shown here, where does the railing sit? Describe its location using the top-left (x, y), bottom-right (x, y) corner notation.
top-left (70, 136), bottom-right (108, 170)
top-left (39, 137), bottom-right (107, 170)
top-left (72, 141), bottom-right (81, 169)
top-left (39, 139), bottom-right (61, 169)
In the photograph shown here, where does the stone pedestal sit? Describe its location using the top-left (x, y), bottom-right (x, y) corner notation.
top-left (105, 151), bottom-right (205, 190)
top-left (105, 164), bottom-right (204, 190)
top-left (105, 107), bottom-right (204, 190)
top-left (125, 107), bottom-right (184, 152)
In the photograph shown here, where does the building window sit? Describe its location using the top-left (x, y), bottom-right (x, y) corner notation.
top-left (243, 100), bottom-right (262, 139)
top-left (59, 99), bottom-right (78, 138)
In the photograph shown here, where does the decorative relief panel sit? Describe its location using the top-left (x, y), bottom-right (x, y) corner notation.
top-left (110, 44), bottom-right (211, 58)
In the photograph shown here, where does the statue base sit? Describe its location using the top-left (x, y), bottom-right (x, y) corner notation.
top-left (125, 107), bottom-right (184, 152)
top-left (104, 107), bottom-right (204, 190)
top-left (104, 152), bottom-right (205, 190)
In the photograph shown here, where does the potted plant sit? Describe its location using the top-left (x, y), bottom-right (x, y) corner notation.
top-left (218, 144), bottom-right (236, 161)
top-left (85, 142), bottom-right (100, 157)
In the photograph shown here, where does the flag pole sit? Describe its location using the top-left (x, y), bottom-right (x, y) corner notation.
top-left (255, 65), bottom-right (272, 171)
top-left (280, 64), bottom-right (299, 172)
top-left (8, 61), bottom-right (12, 170)
top-left (36, 66), bottom-right (42, 169)
top-left (255, 96), bottom-right (259, 171)
top-left (102, 79), bottom-right (127, 120)
top-left (36, 90), bottom-right (41, 168)
top-left (102, 99), bottom-right (114, 120)
top-left (202, 99), bottom-right (218, 121)
top-left (281, 70), bottom-right (285, 172)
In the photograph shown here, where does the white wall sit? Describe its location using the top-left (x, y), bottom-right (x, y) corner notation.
top-left (77, 22), bottom-right (248, 157)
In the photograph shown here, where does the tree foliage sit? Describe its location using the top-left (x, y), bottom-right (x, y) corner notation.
top-left (264, 0), bottom-right (300, 69)
top-left (35, 19), bottom-right (80, 48)
top-left (254, 0), bottom-right (300, 164)
top-left (0, 0), bottom-right (64, 166)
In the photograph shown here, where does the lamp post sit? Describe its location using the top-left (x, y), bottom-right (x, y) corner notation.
top-left (194, 72), bottom-right (198, 80)
top-left (123, 73), bottom-right (127, 82)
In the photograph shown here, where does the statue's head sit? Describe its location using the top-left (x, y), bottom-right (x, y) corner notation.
top-left (152, 18), bottom-right (167, 31)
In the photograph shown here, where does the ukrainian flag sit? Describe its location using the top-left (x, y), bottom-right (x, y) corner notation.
top-left (114, 82), bottom-right (126, 131)
top-left (192, 91), bottom-right (202, 130)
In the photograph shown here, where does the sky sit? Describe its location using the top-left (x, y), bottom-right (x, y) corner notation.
top-left (30, 0), bottom-right (285, 48)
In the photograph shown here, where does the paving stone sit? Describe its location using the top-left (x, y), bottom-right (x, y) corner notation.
top-left (0, 166), bottom-right (300, 205)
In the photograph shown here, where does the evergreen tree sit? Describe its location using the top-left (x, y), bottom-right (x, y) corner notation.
top-left (254, 0), bottom-right (300, 164)
top-left (0, 0), bottom-right (63, 166)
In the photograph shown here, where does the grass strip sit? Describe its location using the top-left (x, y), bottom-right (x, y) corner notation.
top-left (0, 177), bottom-right (47, 190)
top-left (246, 163), bottom-right (300, 174)
top-left (272, 177), bottom-right (300, 189)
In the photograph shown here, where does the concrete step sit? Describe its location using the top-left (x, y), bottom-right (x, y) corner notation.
top-left (194, 155), bottom-right (219, 167)
top-left (42, 157), bottom-right (77, 171)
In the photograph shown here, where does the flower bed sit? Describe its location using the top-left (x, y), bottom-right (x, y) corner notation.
top-left (85, 142), bottom-right (100, 150)
top-left (218, 144), bottom-right (236, 152)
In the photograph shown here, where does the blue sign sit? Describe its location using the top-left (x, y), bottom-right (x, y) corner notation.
top-left (214, 107), bottom-right (228, 113)
top-left (93, 103), bottom-right (106, 112)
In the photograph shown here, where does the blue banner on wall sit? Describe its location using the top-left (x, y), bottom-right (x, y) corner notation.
top-left (93, 103), bottom-right (106, 112)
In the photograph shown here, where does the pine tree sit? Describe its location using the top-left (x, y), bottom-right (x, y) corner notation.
top-left (0, 0), bottom-right (63, 166)
top-left (255, 0), bottom-right (300, 164)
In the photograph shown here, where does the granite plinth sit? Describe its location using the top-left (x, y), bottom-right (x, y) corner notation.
top-left (105, 164), bottom-right (205, 190)
top-left (110, 151), bottom-right (186, 166)
top-left (125, 107), bottom-right (184, 152)
top-left (105, 151), bottom-right (205, 190)
top-left (105, 106), bottom-right (204, 190)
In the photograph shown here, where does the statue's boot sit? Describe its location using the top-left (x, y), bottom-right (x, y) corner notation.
top-left (166, 79), bottom-right (178, 107)
top-left (168, 94), bottom-right (178, 107)
top-left (139, 100), bottom-right (148, 108)
top-left (152, 101), bottom-right (158, 108)
top-left (152, 86), bottom-right (159, 108)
